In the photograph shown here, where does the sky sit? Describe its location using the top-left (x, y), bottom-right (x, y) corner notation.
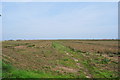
top-left (0, 2), bottom-right (2, 41)
top-left (1, 2), bottom-right (118, 40)
top-left (1, 0), bottom-right (119, 2)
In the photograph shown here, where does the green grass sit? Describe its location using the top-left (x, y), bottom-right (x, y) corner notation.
top-left (2, 62), bottom-right (77, 78)
top-left (82, 59), bottom-right (117, 78)
top-left (59, 58), bottom-right (78, 68)
top-left (27, 44), bottom-right (35, 47)
top-left (2, 40), bottom-right (119, 78)
top-left (52, 42), bottom-right (86, 76)
top-left (52, 42), bottom-right (79, 68)
top-left (3, 62), bottom-right (53, 78)
top-left (52, 42), bottom-right (73, 53)
top-left (0, 60), bottom-right (2, 78)
top-left (52, 42), bottom-right (118, 78)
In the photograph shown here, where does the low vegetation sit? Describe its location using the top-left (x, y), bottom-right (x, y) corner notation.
top-left (2, 40), bottom-right (119, 78)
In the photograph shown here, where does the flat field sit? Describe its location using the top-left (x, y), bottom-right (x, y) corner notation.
top-left (2, 40), bottom-right (119, 78)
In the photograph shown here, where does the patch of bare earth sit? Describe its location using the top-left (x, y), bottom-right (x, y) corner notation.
top-left (53, 66), bottom-right (78, 73)
top-left (14, 46), bottom-right (26, 49)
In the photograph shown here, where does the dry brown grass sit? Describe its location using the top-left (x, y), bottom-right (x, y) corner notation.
top-left (61, 40), bottom-right (119, 55)
top-left (2, 40), bottom-right (119, 78)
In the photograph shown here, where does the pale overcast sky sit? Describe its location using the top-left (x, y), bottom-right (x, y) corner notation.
top-left (0, 2), bottom-right (2, 40)
top-left (2, 2), bottom-right (118, 40)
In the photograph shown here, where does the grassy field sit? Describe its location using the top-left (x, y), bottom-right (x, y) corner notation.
top-left (2, 40), bottom-right (119, 78)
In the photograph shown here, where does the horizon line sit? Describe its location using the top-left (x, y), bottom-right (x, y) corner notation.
top-left (1, 38), bottom-right (119, 41)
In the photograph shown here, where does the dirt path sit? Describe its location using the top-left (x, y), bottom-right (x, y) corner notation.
top-left (55, 42), bottom-right (92, 78)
